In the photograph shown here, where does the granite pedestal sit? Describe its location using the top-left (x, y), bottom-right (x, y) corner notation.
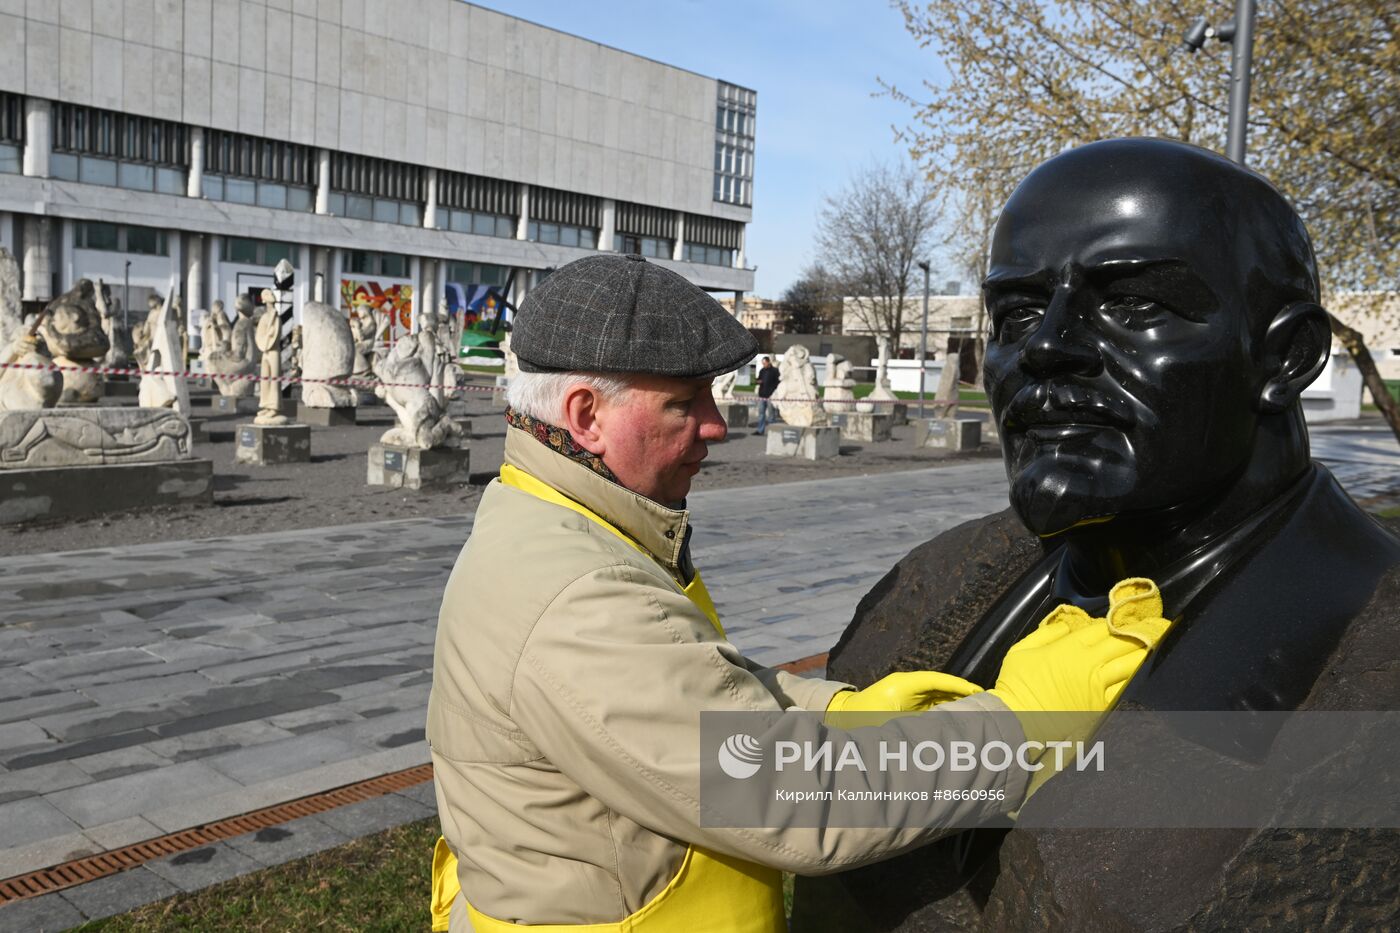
top-left (104, 380), bottom-right (140, 398)
top-left (913, 418), bottom-right (982, 452)
top-left (297, 403), bottom-right (357, 427)
top-left (0, 460), bottom-right (213, 524)
top-left (716, 401), bottom-right (749, 429)
top-left (212, 395), bottom-right (259, 415)
top-left (831, 412), bottom-right (892, 443)
top-left (234, 423), bottom-right (312, 465)
top-left (765, 425), bottom-right (840, 461)
top-left (888, 402), bottom-right (909, 426)
top-left (367, 444), bottom-right (470, 490)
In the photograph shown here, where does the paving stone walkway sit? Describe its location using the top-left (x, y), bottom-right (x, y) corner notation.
top-left (1, 423), bottom-right (1395, 930)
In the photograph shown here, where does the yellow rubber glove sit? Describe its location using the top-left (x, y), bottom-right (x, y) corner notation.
top-left (431, 836), bottom-right (460, 932)
top-left (825, 670), bottom-right (983, 727)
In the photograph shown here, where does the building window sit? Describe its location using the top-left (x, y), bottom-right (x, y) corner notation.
top-left (330, 153), bottom-right (424, 227)
top-left (682, 243), bottom-right (735, 267)
top-left (713, 82), bottom-right (755, 207)
top-left (51, 103), bottom-right (188, 194)
top-left (446, 208), bottom-right (515, 239)
top-left (615, 233), bottom-right (672, 259)
top-left (681, 213), bottom-right (742, 268)
top-left (221, 237), bottom-right (298, 267)
top-left (446, 262), bottom-right (508, 286)
top-left (346, 250), bottom-right (408, 278)
top-left (203, 130), bottom-right (316, 213)
top-left (75, 221), bottom-right (168, 256)
top-left (530, 221), bottom-right (597, 249)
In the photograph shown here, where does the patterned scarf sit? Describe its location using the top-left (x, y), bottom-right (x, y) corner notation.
top-left (504, 406), bottom-right (618, 482)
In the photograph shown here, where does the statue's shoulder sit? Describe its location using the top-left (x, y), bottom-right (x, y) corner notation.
top-left (1308, 552), bottom-right (1400, 711)
top-left (827, 509), bottom-right (1046, 686)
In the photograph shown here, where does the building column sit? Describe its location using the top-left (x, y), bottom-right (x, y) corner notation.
top-left (0, 211), bottom-right (13, 255)
top-left (22, 99), bottom-right (51, 178)
top-left (734, 291), bottom-right (745, 317)
top-left (315, 148), bottom-right (332, 214)
top-left (187, 128), bottom-right (204, 199)
top-left (22, 216), bottom-right (53, 302)
top-left (736, 224), bottom-right (747, 269)
top-left (600, 199), bottom-right (616, 251)
top-left (434, 258), bottom-right (448, 312)
top-left (297, 243), bottom-right (312, 313)
top-left (419, 258), bottom-right (436, 321)
top-left (59, 218), bottom-right (74, 293)
top-left (204, 234), bottom-right (221, 310)
top-left (424, 169), bottom-right (439, 229)
top-left (516, 183), bottom-right (530, 240)
top-left (672, 211), bottom-right (685, 262)
top-left (329, 247), bottom-right (343, 310)
top-left (409, 256), bottom-right (422, 333)
top-left (312, 246), bottom-right (331, 302)
top-left (185, 232), bottom-right (205, 311)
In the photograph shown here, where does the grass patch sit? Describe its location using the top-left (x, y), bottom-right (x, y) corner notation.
top-left (77, 818), bottom-right (440, 932)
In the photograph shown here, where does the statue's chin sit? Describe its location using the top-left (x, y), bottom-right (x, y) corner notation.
top-left (1009, 467), bottom-right (1123, 539)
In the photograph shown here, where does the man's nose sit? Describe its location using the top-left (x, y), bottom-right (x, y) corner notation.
top-left (1020, 292), bottom-right (1103, 378)
top-left (695, 389), bottom-right (728, 442)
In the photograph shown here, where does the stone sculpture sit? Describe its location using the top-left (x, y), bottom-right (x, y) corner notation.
top-left (299, 300), bottom-right (357, 408)
top-left (414, 309), bottom-right (453, 407)
top-left (0, 408), bottom-right (190, 468)
top-left (137, 289), bottom-right (189, 416)
top-left (254, 289), bottom-right (289, 426)
top-left (713, 369), bottom-right (738, 401)
top-left (373, 332), bottom-right (464, 449)
top-left (349, 306), bottom-right (378, 380)
top-left (95, 280), bottom-right (132, 370)
top-left (0, 248), bottom-right (61, 411)
top-left (130, 293), bottom-right (162, 364)
top-left (502, 327), bottom-right (520, 380)
top-left (792, 138), bottom-right (1400, 931)
top-left (870, 336), bottom-right (898, 402)
top-left (821, 353), bottom-right (856, 413)
top-left (201, 297), bottom-right (260, 398)
top-left (38, 280), bottom-right (110, 404)
top-left (772, 345), bottom-right (827, 427)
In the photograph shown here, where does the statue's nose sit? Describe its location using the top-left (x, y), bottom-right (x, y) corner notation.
top-left (1019, 295), bottom-right (1103, 378)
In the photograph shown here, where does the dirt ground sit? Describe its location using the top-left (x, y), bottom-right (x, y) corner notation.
top-left (0, 379), bottom-right (1001, 556)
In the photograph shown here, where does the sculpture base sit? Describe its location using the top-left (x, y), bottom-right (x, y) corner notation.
top-left (188, 394), bottom-right (214, 409)
top-left (234, 423), bottom-right (311, 465)
top-left (766, 426), bottom-right (840, 461)
top-left (213, 396), bottom-right (259, 415)
top-left (367, 444), bottom-right (470, 490)
top-left (831, 412), bottom-right (892, 443)
top-left (454, 418), bottom-right (473, 439)
top-left (296, 403), bottom-right (357, 427)
top-left (0, 459), bottom-right (213, 525)
top-left (715, 401), bottom-right (749, 430)
top-left (913, 418), bottom-right (982, 452)
top-left (888, 402), bottom-right (908, 426)
top-left (104, 381), bottom-right (140, 398)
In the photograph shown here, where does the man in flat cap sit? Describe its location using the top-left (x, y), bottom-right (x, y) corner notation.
top-left (425, 254), bottom-right (1167, 931)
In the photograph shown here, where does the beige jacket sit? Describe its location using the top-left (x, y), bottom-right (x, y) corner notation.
top-left (427, 428), bottom-right (1029, 925)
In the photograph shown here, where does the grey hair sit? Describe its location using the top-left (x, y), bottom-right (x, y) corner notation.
top-left (505, 370), bottom-right (635, 424)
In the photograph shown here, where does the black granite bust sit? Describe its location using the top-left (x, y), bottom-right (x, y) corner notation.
top-left (792, 138), bottom-right (1400, 931)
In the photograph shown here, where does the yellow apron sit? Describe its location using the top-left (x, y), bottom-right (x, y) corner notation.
top-left (430, 466), bottom-right (784, 932)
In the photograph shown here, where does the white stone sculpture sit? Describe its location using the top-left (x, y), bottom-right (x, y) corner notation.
top-left (374, 333), bottom-right (464, 450)
top-left (822, 353), bottom-right (856, 414)
top-left (254, 289), bottom-right (289, 425)
top-left (414, 311), bottom-right (451, 408)
top-left (349, 306), bottom-right (378, 380)
top-left (870, 336), bottom-right (898, 402)
top-left (773, 345), bottom-right (827, 427)
top-left (0, 248), bottom-right (61, 411)
top-left (131, 293), bottom-right (162, 365)
top-left (934, 353), bottom-right (960, 418)
top-left (713, 369), bottom-right (738, 401)
top-left (0, 408), bottom-right (191, 468)
top-left (39, 280), bottom-right (110, 404)
top-left (202, 297), bottom-right (260, 398)
top-left (299, 300), bottom-right (357, 408)
top-left (138, 287), bottom-right (190, 417)
top-left (95, 280), bottom-right (132, 370)
top-left (502, 327), bottom-right (520, 380)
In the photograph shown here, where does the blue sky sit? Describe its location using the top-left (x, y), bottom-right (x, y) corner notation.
top-left (476, 0), bottom-right (947, 298)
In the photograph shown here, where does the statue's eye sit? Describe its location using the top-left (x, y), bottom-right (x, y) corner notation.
top-left (1101, 296), bottom-right (1169, 330)
top-left (996, 305), bottom-right (1043, 342)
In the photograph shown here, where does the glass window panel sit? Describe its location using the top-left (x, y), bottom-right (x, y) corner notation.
top-left (51, 152), bottom-right (80, 180)
top-left (497, 216), bottom-right (515, 239)
top-left (224, 237), bottom-right (260, 264)
top-left (528, 221), bottom-right (539, 241)
top-left (80, 156), bottom-right (118, 186)
top-left (447, 262), bottom-right (472, 283)
top-left (125, 226), bottom-right (164, 255)
top-left (347, 250), bottom-right (372, 274)
top-left (480, 264), bottom-right (506, 286)
top-left (155, 166), bottom-right (185, 194)
top-left (203, 173), bottom-right (224, 200)
top-left (380, 253), bottom-right (407, 278)
top-left (641, 237), bottom-right (658, 258)
top-left (373, 198), bottom-right (399, 224)
top-left (264, 242), bottom-right (295, 267)
top-left (400, 202), bottom-right (420, 226)
top-left (559, 226), bottom-right (579, 248)
top-left (714, 175), bottom-right (723, 200)
top-left (579, 228), bottom-right (596, 250)
top-left (78, 222), bottom-right (119, 251)
top-left (257, 182), bottom-right (288, 209)
top-left (117, 162), bottom-right (154, 191)
top-left (224, 176), bottom-right (257, 204)
top-left (472, 212), bottom-right (496, 236)
top-left (286, 186), bottom-right (313, 212)
top-left (346, 194), bottom-right (374, 220)
top-left (0, 143), bottom-right (19, 174)
top-left (328, 191), bottom-right (346, 215)
top-left (714, 143), bottom-right (723, 172)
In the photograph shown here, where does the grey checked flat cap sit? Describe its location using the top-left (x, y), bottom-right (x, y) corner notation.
top-left (512, 254), bottom-right (758, 379)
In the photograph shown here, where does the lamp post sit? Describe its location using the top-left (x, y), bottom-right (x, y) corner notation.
top-left (1181, 0), bottom-right (1257, 164)
top-left (122, 260), bottom-right (131, 331)
top-left (916, 260), bottom-right (930, 418)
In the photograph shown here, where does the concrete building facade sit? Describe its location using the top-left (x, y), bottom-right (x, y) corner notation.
top-left (0, 0), bottom-right (755, 340)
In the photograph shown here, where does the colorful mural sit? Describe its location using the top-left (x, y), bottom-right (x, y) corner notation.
top-left (341, 279), bottom-right (414, 335)
top-left (445, 282), bottom-right (510, 330)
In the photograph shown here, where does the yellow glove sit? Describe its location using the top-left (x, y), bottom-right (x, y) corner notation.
top-left (431, 836), bottom-right (460, 932)
top-left (825, 670), bottom-right (983, 727)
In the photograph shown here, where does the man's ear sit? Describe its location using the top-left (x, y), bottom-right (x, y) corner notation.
top-left (560, 384), bottom-right (607, 455)
top-left (1258, 301), bottom-right (1330, 413)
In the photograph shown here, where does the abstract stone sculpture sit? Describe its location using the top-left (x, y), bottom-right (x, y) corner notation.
top-left (39, 280), bottom-right (110, 404)
top-left (202, 296), bottom-right (261, 398)
top-left (0, 408), bottom-right (191, 468)
top-left (95, 280), bottom-right (132, 370)
top-left (349, 306), bottom-right (378, 381)
top-left (713, 369), bottom-right (738, 401)
top-left (792, 138), bottom-right (1400, 931)
top-left (299, 300), bottom-right (357, 408)
top-left (773, 345), bottom-right (827, 427)
top-left (137, 289), bottom-right (189, 416)
top-left (0, 248), bottom-right (60, 411)
top-left (870, 336), bottom-right (898, 402)
top-left (373, 333), bottom-right (464, 450)
top-left (822, 353), bottom-right (856, 413)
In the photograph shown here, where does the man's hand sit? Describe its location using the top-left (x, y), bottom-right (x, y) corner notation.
top-left (825, 671), bottom-right (983, 727)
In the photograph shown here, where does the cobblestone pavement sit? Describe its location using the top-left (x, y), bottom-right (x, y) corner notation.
top-left (1, 424), bottom-right (1395, 929)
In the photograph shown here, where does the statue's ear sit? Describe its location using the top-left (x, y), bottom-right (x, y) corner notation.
top-left (1258, 301), bottom-right (1331, 413)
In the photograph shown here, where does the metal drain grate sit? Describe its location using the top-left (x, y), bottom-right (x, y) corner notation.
top-left (0, 763), bottom-right (435, 905)
top-left (776, 652), bottom-right (828, 675)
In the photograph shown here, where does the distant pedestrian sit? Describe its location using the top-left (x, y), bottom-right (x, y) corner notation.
top-left (754, 355), bottom-right (780, 434)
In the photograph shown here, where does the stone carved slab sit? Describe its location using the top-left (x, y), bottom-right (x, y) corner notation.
top-left (0, 408), bottom-right (192, 469)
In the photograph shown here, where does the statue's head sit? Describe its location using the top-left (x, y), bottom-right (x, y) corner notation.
top-left (983, 138), bottom-right (1330, 537)
top-left (234, 295), bottom-right (253, 316)
top-left (147, 293), bottom-right (163, 311)
top-left (212, 299), bottom-right (225, 313)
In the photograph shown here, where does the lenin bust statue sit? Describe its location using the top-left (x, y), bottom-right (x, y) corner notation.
top-left (792, 138), bottom-right (1400, 931)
